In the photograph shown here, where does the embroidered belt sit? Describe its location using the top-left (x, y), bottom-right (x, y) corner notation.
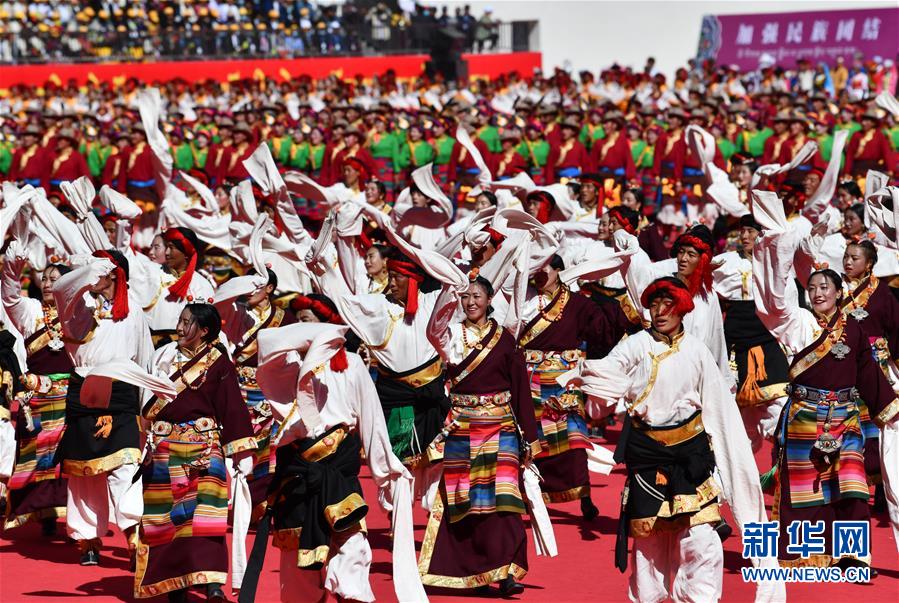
top-left (633, 412), bottom-right (705, 447)
top-left (449, 390), bottom-right (512, 408)
top-left (151, 416), bottom-right (218, 437)
top-left (238, 365), bottom-right (259, 387)
top-left (377, 357), bottom-right (443, 388)
top-left (785, 384), bottom-right (858, 404)
top-left (523, 349), bottom-right (584, 365)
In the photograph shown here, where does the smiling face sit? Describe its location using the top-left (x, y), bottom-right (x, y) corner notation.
top-left (176, 308), bottom-right (209, 351)
top-left (597, 213), bottom-right (611, 241)
top-left (474, 194), bottom-right (494, 212)
top-left (460, 281), bottom-right (492, 324)
top-left (803, 172), bottom-right (821, 197)
top-left (807, 272), bottom-right (841, 315)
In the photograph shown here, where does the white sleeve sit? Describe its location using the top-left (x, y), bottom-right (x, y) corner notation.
top-left (615, 230), bottom-right (672, 315)
top-left (752, 228), bottom-right (817, 354)
top-left (1, 248), bottom-right (41, 336)
top-left (563, 335), bottom-right (642, 403)
top-left (425, 284), bottom-right (458, 364)
top-left (51, 259), bottom-right (112, 341)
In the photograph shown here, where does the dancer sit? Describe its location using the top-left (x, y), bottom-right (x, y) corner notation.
top-left (136, 304), bottom-right (256, 601)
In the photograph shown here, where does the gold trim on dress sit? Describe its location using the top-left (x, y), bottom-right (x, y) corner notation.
top-left (518, 286), bottom-right (570, 348)
top-left (777, 553), bottom-right (833, 568)
top-left (418, 497), bottom-right (527, 588)
top-left (542, 485), bottom-right (589, 504)
top-left (300, 426), bottom-right (348, 463)
top-left (323, 492), bottom-right (367, 530)
top-left (133, 536), bottom-right (227, 598)
top-left (629, 502), bottom-right (720, 538)
top-left (377, 357), bottom-right (443, 388)
top-left (630, 332), bottom-right (683, 412)
top-left (272, 527), bottom-right (302, 550)
top-left (653, 476), bottom-right (720, 518)
top-left (634, 413), bottom-right (706, 447)
top-left (298, 545), bottom-right (331, 568)
top-left (62, 448), bottom-right (141, 477)
top-left (144, 347), bottom-right (223, 421)
top-left (737, 382), bottom-right (788, 408)
top-left (3, 506), bottom-right (66, 531)
top-left (449, 322), bottom-right (502, 388)
top-left (789, 316), bottom-right (844, 380)
top-left (222, 436), bottom-right (258, 457)
top-left (875, 398), bottom-right (899, 428)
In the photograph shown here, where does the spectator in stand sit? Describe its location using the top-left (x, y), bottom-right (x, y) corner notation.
top-left (474, 7), bottom-right (499, 53)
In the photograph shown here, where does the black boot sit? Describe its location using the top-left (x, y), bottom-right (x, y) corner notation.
top-left (207, 583), bottom-right (227, 602)
top-left (41, 518), bottom-right (58, 537)
top-left (714, 518), bottom-right (733, 542)
top-left (168, 589), bottom-right (188, 603)
top-left (498, 575), bottom-right (524, 597)
top-left (872, 483), bottom-right (887, 513)
top-left (78, 539), bottom-right (100, 566)
top-left (580, 495), bottom-right (599, 521)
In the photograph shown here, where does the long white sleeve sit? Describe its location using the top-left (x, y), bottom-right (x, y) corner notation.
top-left (1, 247), bottom-right (41, 337)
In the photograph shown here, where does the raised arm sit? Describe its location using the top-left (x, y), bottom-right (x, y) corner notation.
top-left (2, 241), bottom-right (41, 335)
top-left (425, 284), bottom-right (459, 364)
top-left (51, 257), bottom-right (114, 341)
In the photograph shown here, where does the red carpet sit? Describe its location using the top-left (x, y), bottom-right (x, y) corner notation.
top-left (1, 427), bottom-right (897, 602)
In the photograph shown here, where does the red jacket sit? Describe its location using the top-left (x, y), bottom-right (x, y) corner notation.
top-left (101, 149), bottom-right (129, 192)
top-left (494, 149), bottom-right (527, 179)
top-left (125, 142), bottom-right (156, 182)
top-left (761, 132), bottom-right (789, 165)
top-left (47, 149), bottom-right (89, 189)
top-left (449, 137), bottom-right (495, 177)
top-left (225, 141), bottom-right (254, 182)
top-left (9, 144), bottom-right (47, 184)
top-left (207, 142), bottom-right (234, 186)
top-left (653, 129), bottom-right (686, 180)
top-left (845, 129), bottom-right (893, 176)
top-left (546, 139), bottom-right (589, 181)
top-left (590, 131), bottom-right (636, 179)
top-left (331, 145), bottom-right (376, 185)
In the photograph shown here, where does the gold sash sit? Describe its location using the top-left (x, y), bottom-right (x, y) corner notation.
top-left (144, 345), bottom-right (223, 420)
top-left (518, 286), bottom-right (570, 348)
top-left (788, 314), bottom-right (845, 380)
top-left (25, 312), bottom-right (63, 356)
top-left (235, 306), bottom-right (285, 364)
top-left (449, 322), bottom-right (503, 388)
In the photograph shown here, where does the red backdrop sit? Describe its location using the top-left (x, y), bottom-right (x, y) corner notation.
top-left (0, 52), bottom-right (541, 87)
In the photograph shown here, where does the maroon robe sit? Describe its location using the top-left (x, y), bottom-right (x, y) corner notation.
top-left (424, 324), bottom-right (538, 585)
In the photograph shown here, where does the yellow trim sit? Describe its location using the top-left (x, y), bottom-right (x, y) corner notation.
top-left (418, 497), bottom-right (527, 588)
top-left (449, 321), bottom-right (503, 388)
top-left (542, 485), bottom-right (589, 504)
top-left (777, 554), bottom-right (833, 568)
top-left (272, 527), bottom-right (302, 550)
top-left (0, 406), bottom-right (10, 421)
top-left (618, 292), bottom-right (646, 327)
top-left (377, 357), bottom-right (443, 388)
top-left (654, 476), bottom-right (720, 518)
top-left (323, 492), bottom-right (367, 530)
top-left (630, 333), bottom-right (683, 412)
top-left (789, 317), bottom-right (844, 380)
top-left (222, 436), bottom-right (258, 457)
top-left (875, 398), bottom-right (899, 428)
top-left (134, 537), bottom-right (227, 598)
top-left (62, 448), bottom-right (141, 477)
top-left (367, 312), bottom-right (399, 351)
top-left (145, 347), bottom-right (223, 421)
top-left (629, 502), bottom-right (720, 538)
top-left (518, 286), bottom-right (569, 348)
top-left (634, 413), bottom-right (705, 447)
top-left (298, 545), bottom-right (331, 568)
top-left (737, 382), bottom-right (788, 408)
top-left (3, 506), bottom-right (66, 531)
top-left (300, 426), bottom-right (348, 463)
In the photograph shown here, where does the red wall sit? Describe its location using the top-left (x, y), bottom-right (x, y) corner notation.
top-left (0, 52), bottom-right (541, 86)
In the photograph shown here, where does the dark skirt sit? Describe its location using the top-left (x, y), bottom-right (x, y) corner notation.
top-left (419, 498), bottom-right (527, 589)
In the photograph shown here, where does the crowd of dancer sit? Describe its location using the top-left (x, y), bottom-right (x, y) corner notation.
top-left (0, 57), bottom-right (898, 603)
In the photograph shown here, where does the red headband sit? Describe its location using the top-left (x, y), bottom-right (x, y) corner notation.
top-left (386, 259), bottom-right (425, 317)
top-left (91, 251), bottom-right (129, 321)
top-left (345, 157), bottom-right (369, 182)
top-left (640, 280), bottom-right (695, 316)
top-left (163, 229), bottom-right (198, 301)
top-left (484, 227), bottom-right (506, 250)
top-left (528, 192), bottom-right (554, 224)
top-left (674, 234), bottom-right (713, 295)
top-left (607, 208), bottom-right (636, 235)
top-left (291, 296), bottom-right (344, 325)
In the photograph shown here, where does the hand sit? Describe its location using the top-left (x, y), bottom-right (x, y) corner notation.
top-left (233, 450), bottom-right (255, 476)
top-left (810, 219), bottom-right (829, 238)
top-left (612, 228), bottom-right (635, 252)
top-left (89, 257), bottom-right (116, 278)
top-left (4, 239), bottom-right (28, 265)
